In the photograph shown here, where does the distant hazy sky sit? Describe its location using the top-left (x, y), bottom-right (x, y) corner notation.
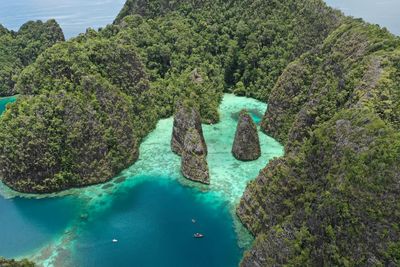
top-left (325, 0), bottom-right (400, 35)
top-left (0, 0), bottom-right (126, 38)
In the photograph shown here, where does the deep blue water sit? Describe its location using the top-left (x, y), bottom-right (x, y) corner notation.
top-left (0, 0), bottom-right (125, 38)
top-left (325, 0), bottom-right (400, 35)
top-left (72, 179), bottom-right (241, 267)
top-left (0, 96), bottom-right (17, 114)
top-left (0, 179), bottom-right (242, 267)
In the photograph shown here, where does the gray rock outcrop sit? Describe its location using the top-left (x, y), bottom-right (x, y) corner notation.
top-left (181, 128), bottom-right (210, 184)
top-left (171, 103), bottom-right (207, 156)
top-left (232, 109), bottom-right (261, 161)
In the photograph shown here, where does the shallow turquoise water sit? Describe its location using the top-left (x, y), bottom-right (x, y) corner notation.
top-left (73, 179), bottom-right (241, 267)
top-left (0, 94), bottom-right (283, 266)
top-left (0, 96), bottom-right (17, 114)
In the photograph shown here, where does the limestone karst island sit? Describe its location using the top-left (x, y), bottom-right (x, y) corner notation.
top-left (0, 0), bottom-right (399, 266)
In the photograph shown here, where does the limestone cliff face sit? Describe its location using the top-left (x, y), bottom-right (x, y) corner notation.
top-left (261, 20), bottom-right (393, 150)
top-left (171, 104), bottom-right (207, 156)
top-left (238, 20), bottom-right (400, 266)
top-left (238, 109), bottom-right (400, 266)
top-left (0, 20), bottom-right (65, 97)
top-left (232, 110), bottom-right (261, 161)
top-left (181, 128), bottom-right (210, 184)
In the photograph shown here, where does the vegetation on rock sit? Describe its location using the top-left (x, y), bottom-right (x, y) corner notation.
top-left (0, 257), bottom-right (35, 267)
top-left (239, 18), bottom-right (400, 267)
top-left (171, 103), bottom-right (207, 156)
top-left (232, 109), bottom-right (261, 161)
top-left (181, 127), bottom-right (210, 184)
top-left (0, 20), bottom-right (64, 96)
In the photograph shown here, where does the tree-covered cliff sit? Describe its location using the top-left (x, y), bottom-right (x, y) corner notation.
top-left (0, 20), bottom-right (64, 97)
top-left (238, 19), bottom-right (400, 267)
top-left (0, 0), bottom-right (340, 193)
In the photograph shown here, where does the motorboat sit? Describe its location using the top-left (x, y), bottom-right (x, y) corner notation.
top-left (193, 233), bottom-right (204, 238)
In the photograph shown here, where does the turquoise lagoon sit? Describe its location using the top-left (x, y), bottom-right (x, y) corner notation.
top-left (0, 96), bottom-right (17, 114)
top-left (0, 94), bottom-right (283, 266)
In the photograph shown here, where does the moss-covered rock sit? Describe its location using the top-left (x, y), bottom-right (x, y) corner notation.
top-left (171, 103), bottom-right (207, 156)
top-left (239, 109), bottom-right (400, 266)
top-left (0, 20), bottom-right (64, 97)
top-left (181, 127), bottom-right (209, 184)
top-left (239, 20), bottom-right (400, 266)
top-left (232, 109), bottom-right (261, 161)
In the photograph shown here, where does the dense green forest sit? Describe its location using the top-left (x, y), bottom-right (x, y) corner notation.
top-left (0, 0), bottom-right (399, 265)
top-left (0, 20), bottom-right (64, 97)
top-left (238, 18), bottom-right (400, 267)
top-left (0, 0), bottom-right (341, 193)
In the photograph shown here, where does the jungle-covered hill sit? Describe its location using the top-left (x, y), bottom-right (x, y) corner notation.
top-left (0, 20), bottom-right (64, 97)
top-left (0, 0), bottom-right (399, 265)
top-left (0, 0), bottom-right (340, 193)
top-left (238, 14), bottom-right (400, 267)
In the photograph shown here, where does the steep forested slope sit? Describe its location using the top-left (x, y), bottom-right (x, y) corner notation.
top-left (0, 37), bottom-right (154, 193)
top-left (114, 0), bottom-right (342, 100)
top-left (0, 0), bottom-right (340, 193)
top-left (238, 19), bottom-right (400, 266)
top-left (0, 20), bottom-right (64, 96)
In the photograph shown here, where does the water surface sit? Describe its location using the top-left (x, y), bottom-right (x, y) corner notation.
top-left (0, 96), bottom-right (17, 114)
top-left (0, 0), bottom-right (125, 38)
top-left (0, 94), bottom-right (284, 267)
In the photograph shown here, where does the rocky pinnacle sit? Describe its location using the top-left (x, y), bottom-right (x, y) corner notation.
top-left (232, 109), bottom-right (261, 161)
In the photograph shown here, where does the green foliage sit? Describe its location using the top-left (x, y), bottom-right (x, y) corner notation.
top-left (239, 18), bottom-right (400, 267)
top-left (240, 109), bottom-right (400, 266)
top-left (0, 257), bottom-right (35, 267)
top-left (0, 81), bottom-right (142, 193)
top-left (0, 35), bottom-right (157, 193)
top-left (262, 20), bottom-right (400, 146)
top-left (0, 20), bottom-right (64, 96)
top-left (113, 0), bottom-right (342, 101)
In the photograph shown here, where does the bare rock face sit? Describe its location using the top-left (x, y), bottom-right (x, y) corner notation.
top-left (171, 103), bottom-right (207, 156)
top-left (232, 110), bottom-right (261, 161)
top-left (181, 128), bottom-right (210, 184)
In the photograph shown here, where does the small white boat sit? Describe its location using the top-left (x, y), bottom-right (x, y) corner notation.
top-left (194, 233), bottom-right (204, 238)
top-left (192, 219), bottom-right (196, 223)
top-left (112, 239), bottom-right (118, 243)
